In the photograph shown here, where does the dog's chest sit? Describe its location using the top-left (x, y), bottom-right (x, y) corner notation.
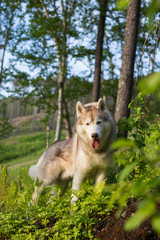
top-left (76, 148), bottom-right (111, 170)
top-left (89, 152), bottom-right (110, 168)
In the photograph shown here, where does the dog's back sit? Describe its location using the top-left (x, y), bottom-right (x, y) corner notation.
top-left (29, 139), bottom-right (74, 183)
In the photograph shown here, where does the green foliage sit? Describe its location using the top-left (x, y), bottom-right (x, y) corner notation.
top-left (0, 118), bottom-right (14, 138)
top-left (0, 169), bottom-right (109, 239)
top-left (116, 0), bottom-right (132, 10)
top-left (139, 72), bottom-right (160, 99)
top-left (117, 93), bottom-right (151, 147)
top-left (64, 76), bottom-right (92, 102)
top-left (112, 93), bottom-right (160, 232)
top-left (125, 198), bottom-right (156, 230)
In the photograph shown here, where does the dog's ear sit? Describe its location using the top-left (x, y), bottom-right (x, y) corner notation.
top-left (97, 98), bottom-right (106, 111)
top-left (76, 101), bottom-right (86, 118)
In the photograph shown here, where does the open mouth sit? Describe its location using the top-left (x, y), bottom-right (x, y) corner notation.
top-left (92, 139), bottom-right (100, 149)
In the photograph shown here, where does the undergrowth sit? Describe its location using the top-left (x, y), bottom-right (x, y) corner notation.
top-left (0, 94), bottom-right (160, 239)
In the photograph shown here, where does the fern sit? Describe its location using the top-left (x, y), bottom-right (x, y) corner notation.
top-left (0, 166), bottom-right (8, 202)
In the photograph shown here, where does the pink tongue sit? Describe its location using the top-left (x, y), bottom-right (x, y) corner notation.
top-left (92, 140), bottom-right (99, 149)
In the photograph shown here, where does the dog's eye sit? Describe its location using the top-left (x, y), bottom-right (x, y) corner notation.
top-left (86, 123), bottom-right (90, 125)
top-left (97, 121), bottom-right (101, 124)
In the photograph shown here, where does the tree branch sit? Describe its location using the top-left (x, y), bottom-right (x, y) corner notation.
top-left (38, 0), bottom-right (60, 57)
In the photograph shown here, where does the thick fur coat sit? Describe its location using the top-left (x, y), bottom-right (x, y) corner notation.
top-left (29, 98), bottom-right (116, 203)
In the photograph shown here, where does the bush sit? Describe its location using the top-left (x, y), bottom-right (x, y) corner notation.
top-left (112, 94), bottom-right (160, 233)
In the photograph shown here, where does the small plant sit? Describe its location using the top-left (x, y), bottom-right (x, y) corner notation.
top-left (112, 93), bottom-right (160, 233)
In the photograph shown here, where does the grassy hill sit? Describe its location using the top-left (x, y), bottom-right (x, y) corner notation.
top-left (0, 131), bottom-right (56, 179)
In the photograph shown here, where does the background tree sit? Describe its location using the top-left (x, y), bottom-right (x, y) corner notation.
top-left (26, 0), bottom-right (77, 142)
top-left (7, 0), bottom-right (79, 141)
top-left (92, 0), bottom-right (108, 102)
top-left (114, 0), bottom-right (141, 135)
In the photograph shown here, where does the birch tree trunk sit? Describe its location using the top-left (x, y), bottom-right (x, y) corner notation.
top-left (46, 123), bottom-right (50, 149)
top-left (54, 0), bottom-right (69, 142)
top-left (54, 74), bottom-right (64, 141)
top-left (114, 0), bottom-right (141, 134)
top-left (63, 98), bottom-right (72, 139)
top-left (31, 106), bottom-right (38, 131)
top-left (54, 21), bottom-right (67, 141)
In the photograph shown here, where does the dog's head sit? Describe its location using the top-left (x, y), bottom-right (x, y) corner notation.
top-left (76, 98), bottom-right (114, 150)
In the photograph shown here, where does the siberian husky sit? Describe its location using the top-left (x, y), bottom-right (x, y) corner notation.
top-left (29, 98), bottom-right (116, 203)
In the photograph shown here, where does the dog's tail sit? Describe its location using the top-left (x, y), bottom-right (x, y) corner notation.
top-left (29, 164), bottom-right (41, 181)
top-left (29, 152), bottom-right (46, 181)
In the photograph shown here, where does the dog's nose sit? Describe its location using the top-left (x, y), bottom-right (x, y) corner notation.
top-left (91, 133), bottom-right (98, 139)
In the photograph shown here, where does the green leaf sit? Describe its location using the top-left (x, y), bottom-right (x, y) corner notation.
top-left (116, 0), bottom-right (131, 9)
top-left (152, 214), bottom-right (160, 234)
top-left (125, 199), bottom-right (156, 231)
top-left (139, 72), bottom-right (160, 96)
top-left (118, 162), bottom-right (137, 182)
top-left (112, 139), bottom-right (136, 149)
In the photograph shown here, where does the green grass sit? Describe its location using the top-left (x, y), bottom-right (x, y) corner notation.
top-left (0, 131), bottom-right (56, 167)
top-left (0, 130), bottom-right (67, 179)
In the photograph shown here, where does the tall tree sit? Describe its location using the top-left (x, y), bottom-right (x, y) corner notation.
top-left (34, 0), bottom-right (76, 142)
top-left (8, 0), bottom-right (78, 141)
top-left (114, 0), bottom-right (141, 131)
top-left (92, 0), bottom-right (108, 102)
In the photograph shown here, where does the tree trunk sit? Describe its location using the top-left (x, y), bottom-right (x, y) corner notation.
top-left (54, 78), bottom-right (64, 142)
top-left (92, 0), bottom-right (108, 102)
top-left (31, 106), bottom-right (38, 131)
top-left (114, 0), bottom-right (141, 131)
top-left (63, 98), bottom-right (72, 139)
top-left (54, 0), bottom-right (69, 142)
top-left (46, 123), bottom-right (50, 149)
top-left (54, 38), bottom-right (67, 142)
top-left (9, 102), bottom-right (14, 120)
top-left (0, 11), bottom-right (14, 84)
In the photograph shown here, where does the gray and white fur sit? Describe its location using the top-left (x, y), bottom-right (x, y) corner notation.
top-left (29, 98), bottom-right (116, 203)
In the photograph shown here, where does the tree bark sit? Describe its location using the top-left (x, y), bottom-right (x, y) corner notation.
top-left (54, 79), bottom-right (64, 141)
top-left (46, 123), bottom-right (50, 149)
top-left (54, 38), bottom-right (67, 141)
top-left (31, 106), bottom-right (38, 131)
top-left (92, 0), bottom-right (108, 102)
top-left (114, 0), bottom-right (141, 128)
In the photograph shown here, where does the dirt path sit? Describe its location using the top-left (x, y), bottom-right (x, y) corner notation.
top-left (8, 159), bottom-right (36, 169)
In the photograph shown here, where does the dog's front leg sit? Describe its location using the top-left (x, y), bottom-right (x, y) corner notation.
top-left (71, 170), bottom-right (85, 203)
top-left (32, 181), bottom-right (46, 204)
top-left (95, 169), bottom-right (106, 185)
